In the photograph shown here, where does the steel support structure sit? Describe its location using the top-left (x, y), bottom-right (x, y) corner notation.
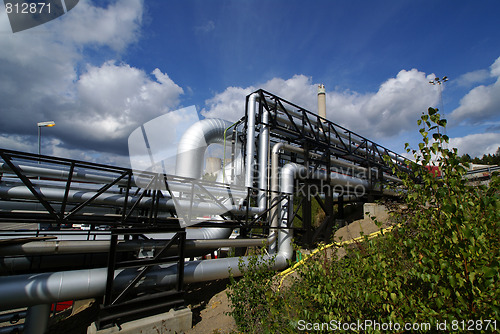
top-left (0, 149), bottom-right (179, 228)
top-left (99, 227), bottom-right (186, 329)
top-left (243, 90), bottom-right (412, 246)
top-left (244, 90), bottom-right (411, 182)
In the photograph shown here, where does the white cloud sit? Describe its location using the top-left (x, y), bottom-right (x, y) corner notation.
top-left (457, 69), bottom-right (490, 87)
top-left (202, 70), bottom-right (439, 139)
top-left (201, 75), bottom-right (319, 122)
top-left (340, 69), bottom-right (439, 138)
top-left (74, 61), bottom-right (183, 141)
top-left (0, 0), bottom-right (185, 166)
top-left (451, 56), bottom-right (500, 123)
top-left (491, 57), bottom-right (500, 77)
top-left (449, 132), bottom-right (500, 158)
top-left (58, 0), bottom-right (144, 51)
top-left (202, 86), bottom-right (255, 121)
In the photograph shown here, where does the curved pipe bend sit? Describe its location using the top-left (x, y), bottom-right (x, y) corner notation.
top-left (175, 118), bottom-right (234, 179)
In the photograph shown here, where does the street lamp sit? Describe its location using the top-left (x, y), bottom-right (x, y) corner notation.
top-left (36, 121), bottom-right (55, 229)
top-left (429, 76), bottom-right (448, 128)
top-left (429, 76), bottom-right (448, 112)
top-left (429, 76), bottom-right (449, 152)
top-left (37, 121), bottom-right (55, 157)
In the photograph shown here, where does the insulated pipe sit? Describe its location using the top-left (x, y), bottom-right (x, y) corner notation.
top-left (280, 162), bottom-right (368, 194)
top-left (0, 222), bottom-right (290, 311)
top-left (270, 143), bottom-right (370, 194)
top-left (269, 143), bottom-right (286, 253)
top-left (0, 233), bottom-right (280, 273)
top-left (245, 93), bottom-right (258, 188)
top-left (24, 304), bottom-right (50, 334)
top-left (0, 185), bottom-right (257, 216)
top-left (269, 141), bottom-right (402, 185)
top-left (0, 162), bottom-right (133, 187)
top-left (0, 235), bottom-right (280, 273)
top-left (0, 166), bottom-right (249, 199)
top-left (172, 117), bottom-right (254, 241)
top-left (0, 236), bottom-right (275, 257)
top-left (258, 107), bottom-right (270, 211)
top-left (271, 111), bottom-right (406, 165)
top-left (0, 227), bottom-right (233, 242)
top-left (175, 118), bottom-right (234, 179)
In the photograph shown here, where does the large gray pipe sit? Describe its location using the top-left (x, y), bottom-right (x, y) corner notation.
top-left (0, 162), bottom-right (132, 187)
top-left (0, 185), bottom-right (256, 216)
top-left (258, 107), bottom-right (270, 211)
top-left (0, 219), bottom-right (290, 311)
top-left (175, 118), bottom-right (233, 179)
top-left (245, 93), bottom-right (259, 188)
top-left (0, 234), bottom-right (276, 257)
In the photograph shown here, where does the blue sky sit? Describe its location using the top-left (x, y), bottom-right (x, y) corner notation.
top-left (1, 0), bottom-right (499, 166)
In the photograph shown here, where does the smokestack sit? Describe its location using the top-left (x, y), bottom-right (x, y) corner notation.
top-left (317, 84), bottom-right (326, 120)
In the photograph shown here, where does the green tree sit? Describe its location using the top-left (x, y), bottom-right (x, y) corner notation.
top-left (390, 108), bottom-right (500, 324)
top-left (227, 108), bottom-right (499, 333)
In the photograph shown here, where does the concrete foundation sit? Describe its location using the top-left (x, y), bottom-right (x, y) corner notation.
top-left (87, 308), bottom-right (192, 334)
top-left (363, 203), bottom-right (389, 222)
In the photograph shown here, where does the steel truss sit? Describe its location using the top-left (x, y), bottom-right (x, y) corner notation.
top-left (0, 148), bottom-right (261, 229)
top-left (98, 227), bottom-right (186, 329)
top-left (0, 149), bottom-right (178, 228)
top-left (243, 90), bottom-right (413, 245)
top-left (244, 89), bottom-right (412, 193)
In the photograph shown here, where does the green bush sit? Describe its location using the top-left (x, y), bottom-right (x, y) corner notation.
top-left (226, 253), bottom-right (291, 333)
top-left (227, 108), bottom-right (499, 333)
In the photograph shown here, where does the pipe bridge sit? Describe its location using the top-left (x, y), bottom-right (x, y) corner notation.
top-left (0, 90), bottom-right (412, 333)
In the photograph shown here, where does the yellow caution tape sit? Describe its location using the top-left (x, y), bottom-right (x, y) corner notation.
top-left (277, 224), bottom-right (399, 290)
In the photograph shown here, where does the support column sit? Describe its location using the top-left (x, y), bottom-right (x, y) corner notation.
top-left (24, 304), bottom-right (51, 334)
top-left (302, 193), bottom-right (312, 248)
top-left (337, 195), bottom-right (344, 221)
top-left (323, 190), bottom-right (334, 241)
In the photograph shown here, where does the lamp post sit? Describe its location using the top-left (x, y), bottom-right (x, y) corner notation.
top-left (429, 76), bottom-right (448, 133)
top-left (429, 76), bottom-right (448, 116)
top-left (429, 76), bottom-right (449, 153)
top-left (36, 121), bottom-right (55, 230)
top-left (37, 121), bottom-right (55, 158)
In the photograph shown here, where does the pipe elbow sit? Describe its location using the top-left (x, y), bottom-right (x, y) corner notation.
top-left (175, 118), bottom-right (233, 179)
top-left (281, 163), bottom-right (307, 194)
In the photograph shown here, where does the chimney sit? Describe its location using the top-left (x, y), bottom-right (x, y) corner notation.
top-left (317, 84), bottom-right (326, 120)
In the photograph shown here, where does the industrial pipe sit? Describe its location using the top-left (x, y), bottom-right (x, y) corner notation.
top-left (175, 118), bottom-right (234, 179)
top-left (0, 218), bottom-right (290, 311)
top-left (245, 93), bottom-right (259, 188)
top-left (0, 185), bottom-right (256, 216)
